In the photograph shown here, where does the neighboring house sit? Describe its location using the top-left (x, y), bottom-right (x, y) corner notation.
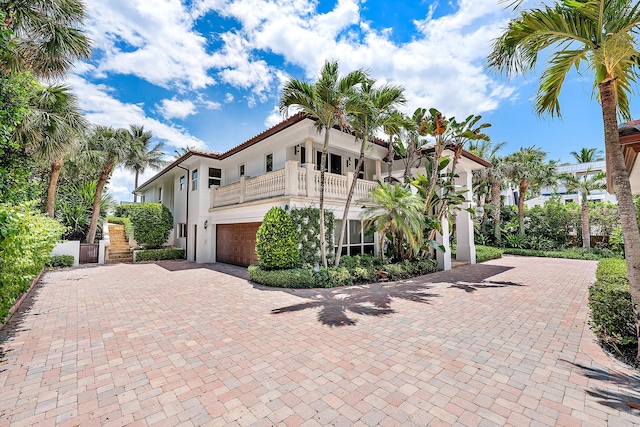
top-left (617, 119), bottom-right (640, 194)
top-left (524, 161), bottom-right (616, 208)
top-left (134, 113), bottom-right (488, 270)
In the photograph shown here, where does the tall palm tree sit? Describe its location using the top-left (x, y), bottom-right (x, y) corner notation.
top-left (1, 0), bottom-right (92, 78)
top-left (334, 79), bottom-right (406, 265)
top-left (488, 0), bottom-right (640, 359)
top-left (471, 140), bottom-right (507, 244)
top-left (382, 111), bottom-right (413, 182)
top-left (360, 183), bottom-right (424, 261)
top-left (15, 84), bottom-right (87, 217)
top-left (504, 146), bottom-right (556, 235)
top-left (279, 61), bottom-right (368, 267)
top-left (84, 126), bottom-right (133, 244)
top-left (570, 147), bottom-right (605, 163)
top-left (561, 168), bottom-right (607, 248)
top-left (394, 108), bottom-right (431, 183)
top-left (123, 125), bottom-right (167, 202)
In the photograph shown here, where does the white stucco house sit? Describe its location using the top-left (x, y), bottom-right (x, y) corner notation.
top-left (134, 113), bottom-right (489, 270)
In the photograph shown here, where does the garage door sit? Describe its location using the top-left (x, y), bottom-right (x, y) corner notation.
top-left (216, 222), bottom-right (261, 267)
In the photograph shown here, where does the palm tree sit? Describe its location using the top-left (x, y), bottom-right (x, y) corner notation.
top-left (360, 183), bottom-right (424, 260)
top-left (16, 84), bottom-right (87, 217)
top-left (560, 168), bottom-right (607, 248)
top-left (488, 0), bottom-right (640, 359)
top-left (471, 141), bottom-right (507, 244)
top-left (123, 125), bottom-right (167, 202)
top-left (280, 61), bottom-right (368, 267)
top-left (504, 146), bottom-right (556, 235)
top-left (394, 108), bottom-right (431, 183)
top-left (334, 79), bottom-right (406, 265)
top-left (1, 0), bottom-right (92, 78)
top-left (570, 147), bottom-right (605, 163)
top-left (382, 111), bottom-right (413, 182)
top-left (84, 126), bottom-right (133, 244)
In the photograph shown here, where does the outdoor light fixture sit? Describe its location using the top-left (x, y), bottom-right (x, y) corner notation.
top-left (347, 157), bottom-right (351, 167)
top-left (294, 145), bottom-right (299, 155)
top-left (204, 220), bottom-right (208, 229)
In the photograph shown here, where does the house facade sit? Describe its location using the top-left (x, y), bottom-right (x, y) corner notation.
top-left (134, 113), bottom-right (488, 270)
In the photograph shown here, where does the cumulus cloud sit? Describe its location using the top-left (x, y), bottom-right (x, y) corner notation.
top-left (68, 74), bottom-right (206, 150)
top-left (157, 97), bottom-right (197, 120)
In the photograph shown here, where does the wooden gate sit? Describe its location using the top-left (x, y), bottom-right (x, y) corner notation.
top-left (79, 243), bottom-right (99, 264)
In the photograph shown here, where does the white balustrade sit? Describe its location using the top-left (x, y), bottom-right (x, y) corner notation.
top-left (210, 160), bottom-right (379, 208)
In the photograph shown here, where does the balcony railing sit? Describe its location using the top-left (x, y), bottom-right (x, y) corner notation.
top-left (210, 160), bottom-right (379, 208)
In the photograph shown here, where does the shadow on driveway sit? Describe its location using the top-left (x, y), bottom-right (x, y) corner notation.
top-left (261, 263), bottom-right (516, 327)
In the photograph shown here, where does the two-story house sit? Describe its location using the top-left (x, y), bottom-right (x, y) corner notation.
top-left (134, 112), bottom-right (488, 270)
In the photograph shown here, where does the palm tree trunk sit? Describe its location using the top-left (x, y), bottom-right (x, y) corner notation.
top-left (600, 79), bottom-right (640, 362)
top-left (380, 220), bottom-right (392, 260)
top-left (86, 167), bottom-right (112, 244)
top-left (491, 178), bottom-right (501, 245)
top-left (386, 135), bottom-right (394, 182)
top-left (133, 170), bottom-right (139, 203)
top-left (518, 182), bottom-right (527, 235)
top-left (319, 131), bottom-right (330, 268)
top-left (45, 158), bottom-right (64, 218)
top-left (581, 202), bottom-right (590, 249)
top-left (335, 152), bottom-right (365, 266)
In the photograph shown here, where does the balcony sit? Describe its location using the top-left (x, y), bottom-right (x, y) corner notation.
top-left (210, 160), bottom-right (379, 208)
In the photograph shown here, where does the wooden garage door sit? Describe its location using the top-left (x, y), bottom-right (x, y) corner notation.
top-left (216, 222), bottom-right (261, 267)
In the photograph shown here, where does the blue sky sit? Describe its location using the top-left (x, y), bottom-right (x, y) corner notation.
top-left (68, 0), bottom-right (639, 201)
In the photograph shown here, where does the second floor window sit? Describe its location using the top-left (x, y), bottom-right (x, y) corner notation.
top-left (158, 187), bottom-right (163, 202)
top-left (239, 164), bottom-right (245, 176)
top-left (192, 169), bottom-right (198, 191)
top-left (179, 175), bottom-right (185, 191)
top-left (266, 153), bottom-right (273, 172)
top-left (209, 168), bottom-right (221, 187)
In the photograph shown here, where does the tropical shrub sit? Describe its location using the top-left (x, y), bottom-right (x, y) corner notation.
top-left (589, 258), bottom-right (636, 352)
top-left (56, 181), bottom-right (114, 241)
top-left (114, 204), bottom-right (136, 218)
top-left (130, 203), bottom-right (173, 248)
top-left (475, 245), bottom-right (503, 263)
top-left (609, 227), bottom-right (624, 254)
top-left (0, 203), bottom-right (64, 323)
top-left (289, 208), bottom-right (335, 266)
top-left (256, 207), bottom-right (300, 269)
top-left (47, 255), bottom-right (74, 268)
top-left (502, 247), bottom-right (620, 260)
top-left (135, 248), bottom-right (185, 262)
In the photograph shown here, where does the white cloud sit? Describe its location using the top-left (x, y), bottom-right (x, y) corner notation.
top-left (264, 105), bottom-right (283, 128)
top-left (224, 93), bottom-right (234, 103)
top-left (157, 97), bottom-right (197, 119)
top-left (67, 74), bottom-right (206, 150)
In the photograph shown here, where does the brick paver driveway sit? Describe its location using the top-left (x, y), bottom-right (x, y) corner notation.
top-left (1, 256), bottom-right (639, 426)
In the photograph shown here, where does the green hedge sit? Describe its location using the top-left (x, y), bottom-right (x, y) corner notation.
top-left (249, 256), bottom-right (438, 288)
top-left (130, 203), bottom-right (173, 248)
top-left (47, 255), bottom-right (74, 268)
top-left (108, 216), bottom-right (134, 241)
top-left (0, 203), bottom-right (64, 323)
top-left (113, 204), bottom-right (136, 218)
top-left (476, 245), bottom-right (503, 263)
top-left (588, 258), bottom-right (636, 349)
top-left (289, 208), bottom-right (335, 266)
top-left (256, 207), bottom-right (299, 269)
top-left (501, 247), bottom-right (620, 260)
top-left (135, 248), bottom-right (185, 262)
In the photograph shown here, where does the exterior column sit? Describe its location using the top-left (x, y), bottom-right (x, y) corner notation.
top-left (239, 176), bottom-right (246, 204)
top-left (455, 171), bottom-right (476, 263)
top-left (375, 159), bottom-right (382, 181)
top-left (305, 137), bottom-right (313, 164)
top-left (285, 160), bottom-right (299, 196)
top-left (436, 213), bottom-right (451, 270)
top-left (306, 163), bottom-right (316, 198)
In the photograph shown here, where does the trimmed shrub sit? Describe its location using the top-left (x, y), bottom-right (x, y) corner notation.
top-left (248, 265), bottom-right (315, 288)
top-left (135, 248), bottom-right (185, 262)
top-left (47, 255), bottom-right (74, 268)
top-left (108, 215), bottom-right (134, 240)
top-left (256, 207), bottom-right (300, 269)
top-left (0, 203), bottom-right (64, 323)
top-left (289, 207), bottom-right (335, 266)
top-left (502, 247), bottom-right (621, 260)
top-left (113, 204), bottom-right (136, 218)
top-left (130, 203), bottom-right (173, 248)
top-left (589, 258), bottom-right (636, 350)
top-left (475, 245), bottom-right (503, 263)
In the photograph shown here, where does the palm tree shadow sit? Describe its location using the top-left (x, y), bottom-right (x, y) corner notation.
top-left (258, 263), bottom-right (516, 326)
top-left (269, 281), bottom-right (440, 327)
top-left (564, 360), bottom-right (640, 412)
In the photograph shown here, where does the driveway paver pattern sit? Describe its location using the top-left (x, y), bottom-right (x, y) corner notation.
top-left (1, 255), bottom-right (639, 426)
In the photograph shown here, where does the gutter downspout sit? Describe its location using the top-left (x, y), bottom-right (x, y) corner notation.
top-left (176, 164), bottom-right (189, 260)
